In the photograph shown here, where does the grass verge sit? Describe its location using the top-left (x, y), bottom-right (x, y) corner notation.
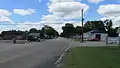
top-left (63, 47), bottom-right (120, 68)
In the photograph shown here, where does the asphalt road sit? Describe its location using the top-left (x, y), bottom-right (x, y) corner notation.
top-left (0, 38), bottom-right (70, 68)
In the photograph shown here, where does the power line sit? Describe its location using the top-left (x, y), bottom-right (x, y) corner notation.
top-left (0, 23), bottom-right (64, 25)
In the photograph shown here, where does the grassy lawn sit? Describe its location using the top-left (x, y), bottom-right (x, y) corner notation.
top-left (64, 47), bottom-right (120, 68)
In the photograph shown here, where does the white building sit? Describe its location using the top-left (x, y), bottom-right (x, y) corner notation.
top-left (84, 30), bottom-right (107, 41)
top-left (117, 27), bottom-right (120, 36)
top-left (117, 27), bottom-right (120, 45)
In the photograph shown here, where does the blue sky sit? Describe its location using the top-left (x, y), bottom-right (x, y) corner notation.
top-left (0, 0), bottom-right (120, 32)
top-left (0, 0), bottom-right (48, 22)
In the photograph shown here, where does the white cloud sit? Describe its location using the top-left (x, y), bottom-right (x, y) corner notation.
top-left (10, 21), bottom-right (82, 33)
top-left (13, 9), bottom-right (36, 16)
top-left (8, 0), bottom-right (88, 33)
top-left (0, 9), bottom-right (12, 16)
top-left (40, 0), bottom-right (89, 33)
top-left (98, 4), bottom-right (120, 17)
top-left (49, 0), bottom-right (80, 4)
top-left (48, 2), bottom-right (88, 12)
top-left (0, 9), bottom-right (13, 23)
top-left (15, 22), bottom-right (43, 31)
top-left (0, 25), bottom-right (17, 33)
top-left (47, 2), bottom-right (89, 19)
top-left (47, 21), bottom-right (82, 33)
top-left (14, 21), bottom-right (64, 33)
top-left (73, 22), bottom-right (82, 27)
top-left (98, 4), bottom-right (120, 27)
top-left (48, 24), bottom-right (65, 33)
top-left (100, 16), bottom-right (120, 27)
top-left (0, 25), bottom-right (9, 33)
top-left (88, 0), bottom-right (104, 4)
top-left (43, 1), bottom-right (89, 21)
top-left (0, 16), bottom-right (13, 23)
top-left (0, 22), bottom-right (43, 32)
top-left (42, 14), bottom-right (62, 21)
top-left (47, 0), bottom-right (89, 20)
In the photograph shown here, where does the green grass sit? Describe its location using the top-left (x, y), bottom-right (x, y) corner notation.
top-left (64, 47), bottom-right (120, 68)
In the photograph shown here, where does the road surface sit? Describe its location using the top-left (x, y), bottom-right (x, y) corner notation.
top-left (0, 38), bottom-right (70, 68)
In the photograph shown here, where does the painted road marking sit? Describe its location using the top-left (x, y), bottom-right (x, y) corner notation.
top-left (54, 42), bottom-right (72, 65)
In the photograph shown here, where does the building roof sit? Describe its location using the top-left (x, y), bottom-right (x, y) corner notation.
top-left (86, 30), bottom-right (107, 33)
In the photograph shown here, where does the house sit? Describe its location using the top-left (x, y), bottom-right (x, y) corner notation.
top-left (84, 30), bottom-right (107, 41)
top-left (1, 31), bottom-right (24, 40)
top-left (108, 31), bottom-right (119, 44)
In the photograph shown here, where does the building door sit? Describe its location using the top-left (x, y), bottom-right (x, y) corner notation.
top-left (96, 34), bottom-right (101, 40)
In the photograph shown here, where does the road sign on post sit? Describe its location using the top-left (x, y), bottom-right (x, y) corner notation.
top-left (117, 27), bottom-right (120, 45)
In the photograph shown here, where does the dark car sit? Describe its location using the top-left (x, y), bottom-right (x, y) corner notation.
top-left (27, 35), bottom-right (40, 42)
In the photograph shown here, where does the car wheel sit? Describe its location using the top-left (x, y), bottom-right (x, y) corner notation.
top-left (28, 40), bottom-right (31, 42)
top-left (36, 40), bottom-right (40, 42)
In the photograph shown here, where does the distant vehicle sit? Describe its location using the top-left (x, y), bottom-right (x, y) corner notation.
top-left (44, 34), bottom-right (52, 39)
top-left (88, 38), bottom-right (100, 41)
top-left (27, 35), bottom-right (40, 42)
top-left (27, 34), bottom-right (40, 42)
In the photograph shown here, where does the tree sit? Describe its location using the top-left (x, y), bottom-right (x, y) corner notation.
top-left (60, 20), bottom-right (114, 38)
top-left (29, 28), bottom-right (39, 33)
top-left (75, 26), bottom-right (82, 35)
top-left (61, 23), bottom-right (75, 38)
top-left (41, 25), bottom-right (59, 37)
top-left (103, 19), bottom-right (113, 32)
top-left (84, 20), bottom-right (105, 32)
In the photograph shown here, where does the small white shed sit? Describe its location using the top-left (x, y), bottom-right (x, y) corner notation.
top-left (84, 30), bottom-right (107, 41)
top-left (117, 27), bottom-right (120, 45)
top-left (117, 27), bottom-right (120, 36)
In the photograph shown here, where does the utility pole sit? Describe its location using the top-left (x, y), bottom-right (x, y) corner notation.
top-left (81, 9), bottom-right (84, 43)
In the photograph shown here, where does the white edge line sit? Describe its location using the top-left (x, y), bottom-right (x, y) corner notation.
top-left (54, 42), bottom-right (72, 65)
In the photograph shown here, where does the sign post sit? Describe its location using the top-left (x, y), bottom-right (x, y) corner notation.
top-left (118, 34), bottom-right (120, 46)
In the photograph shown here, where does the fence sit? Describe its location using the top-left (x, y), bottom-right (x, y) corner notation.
top-left (108, 37), bottom-right (119, 44)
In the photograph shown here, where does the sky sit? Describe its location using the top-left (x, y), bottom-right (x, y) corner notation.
top-left (0, 0), bottom-right (120, 33)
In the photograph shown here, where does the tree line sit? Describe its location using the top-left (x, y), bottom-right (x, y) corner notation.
top-left (60, 19), bottom-right (119, 38)
top-left (1, 25), bottom-right (59, 39)
top-left (0, 19), bottom-right (119, 39)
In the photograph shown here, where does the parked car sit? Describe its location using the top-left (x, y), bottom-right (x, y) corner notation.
top-left (88, 38), bottom-right (100, 41)
top-left (27, 35), bottom-right (40, 42)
